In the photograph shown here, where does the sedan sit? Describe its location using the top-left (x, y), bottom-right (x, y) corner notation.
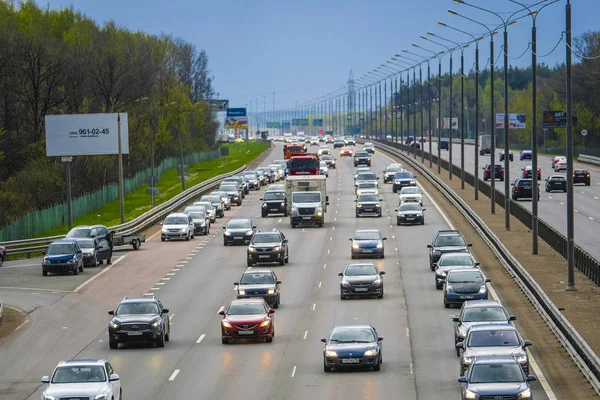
top-left (444, 269), bottom-right (491, 308)
top-left (573, 168), bottom-right (591, 185)
top-left (383, 164), bottom-right (404, 183)
top-left (398, 186), bottom-right (423, 205)
top-left (511, 178), bottom-right (540, 201)
top-left (322, 325), bottom-right (383, 372)
top-left (211, 190), bottom-right (232, 210)
top-left (356, 181), bottom-right (379, 196)
top-left (340, 147), bottom-right (353, 157)
top-left (498, 150), bottom-right (513, 162)
top-left (319, 161), bottom-right (329, 177)
top-left (545, 175), bottom-right (567, 192)
top-left (395, 202), bottom-right (425, 225)
top-left (223, 218), bottom-right (256, 245)
top-left (521, 165), bottom-right (541, 180)
top-left (355, 194), bottom-right (382, 217)
top-left (434, 252), bottom-right (479, 290)
top-left (553, 156), bottom-right (567, 171)
top-left (75, 238), bottom-right (110, 267)
top-left (349, 229), bottom-right (387, 259)
top-left (219, 298), bottom-right (275, 344)
top-left (363, 143), bottom-right (375, 153)
top-left (317, 147), bottom-right (331, 156)
top-left (339, 263), bottom-right (385, 299)
top-left (519, 150), bottom-right (532, 160)
top-left (321, 154), bottom-right (336, 168)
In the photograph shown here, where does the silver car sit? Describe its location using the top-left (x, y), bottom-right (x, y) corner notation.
top-left (41, 359), bottom-right (122, 400)
top-left (161, 212), bottom-right (194, 241)
top-left (194, 201), bottom-right (216, 222)
top-left (211, 190), bottom-right (232, 210)
top-left (398, 186), bottom-right (423, 205)
top-left (320, 161), bottom-right (329, 177)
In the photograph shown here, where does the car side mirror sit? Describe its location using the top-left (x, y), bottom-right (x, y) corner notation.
top-left (253, 226), bottom-right (257, 229)
top-left (269, 309), bottom-right (275, 314)
top-left (381, 237), bottom-right (387, 241)
top-left (526, 375), bottom-right (537, 382)
top-left (467, 243), bottom-right (472, 247)
top-left (457, 376), bottom-right (467, 383)
top-left (427, 244), bottom-right (432, 248)
top-left (108, 310), bottom-right (114, 315)
top-left (348, 238), bottom-right (353, 241)
top-left (509, 315), bottom-right (517, 321)
top-left (452, 316), bottom-right (460, 322)
top-left (42, 250), bottom-right (46, 255)
top-left (432, 263), bottom-right (438, 268)
top-left (162, 308), bottom-right (169, 314)
top-left (511, 182), bottom-right (515, 185)
top-left (523, 340), bottom-right (533, 347)
top-left (283, 239), bottom-right (288, 243)
top-left (377, 336), bottom-right (383, 341)
top-left (259, 198), bottom-right (263, 201)
top-left (474, 262), bottom-right (480, 267)
top-left (379, 271), bottom-right (386, 275)
top-left (485, 278), bottom-right (491, 283)
top-left (41, 376), bottom-right (50, 383)
top-left (422, 208), bottom-right (426, 211)
top-left (376, 177), bottom-right (379, 179)
top-left (379, 198), bottom-right (383, 201)
top-left (276, 280), bottom-right (282, 284)
top-left (338, 272), bottom-right (343, 277)
top-left (233, 282), bottom-right (239, 286)
top-left (455, 342), bottom-right (464, 349)
top-left (354, 199), bottom-right (357, 202)
top-left (321, 338), bottom-right (327, 343)
top-left (218, 310), bottom-right (225, 315)
top-left (109, 373), bottom-right (120, 382)
top-left (394, 209), bottom-right (398, 212)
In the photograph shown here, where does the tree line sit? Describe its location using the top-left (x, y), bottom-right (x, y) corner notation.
top-left (0, 1), bottom-right (218, 228)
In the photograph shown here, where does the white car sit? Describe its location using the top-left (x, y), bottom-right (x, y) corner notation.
top-left (41, 359), bottom-right (122, 400)
top-left (161, 212), bottom-right (195, 241)
top-left (310, 138), bottom-right (319, 145)
top-left (398, 186), bottom-right (423, 205)
top-left (268, 164), bottom-right (282, 181)
top-left (554, 156), bottom-right (567, 172)
top-left (317, 147), bottom-right (331, 156)
top-left (356, 181), bottom-right (379, 196)
top-left (320, 161), bottom-right (329, 177)
top-left (194, 201), bottom-right (216, 222)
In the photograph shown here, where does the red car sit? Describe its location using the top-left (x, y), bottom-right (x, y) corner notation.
top-left (219, 298), bottom-right (275, 344)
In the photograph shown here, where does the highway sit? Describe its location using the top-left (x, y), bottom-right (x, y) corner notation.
top-left (0, 142), bottom-right (551, 400)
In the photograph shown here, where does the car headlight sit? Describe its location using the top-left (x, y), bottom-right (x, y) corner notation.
top-left (109, 321), bottom-right (120, 329)
top-left (94, 394), bottom-right (108, 400)
top-left (268, 288), bottom-right (275, 295)
top-left (259, 320), bottom-right (271, 328)
top-left (409, 180), bottom-right (415, 184)
top-left (436, 270), bottom-right (447, 277)
top-left (238, 289), bottom-right (246, 295)
top-left (356, 204), bottom-right (362, 208)
top-left (42, 259), bottom-right (50, 265)
top-left (376, 241), bottom-right (383, 249)
top-left (84, 252), bottom-right (93, 257)
top-left (518, 388), bottom-right (532, 398)
top-left (457, 325), bottom-right (467, 338)
top-left (248, 247), bottom-right (256, 253)
top-left (325, 350), bottom-right (338, 357)
top-left (516, 354), bottom-right (528, 364)
top-left (463, 356), bottom-right (474, 365)
top-left (244, 230), bottom-right (253, 236)
top-left (464, 390), bottom-right (478, 399)
top-left (222, 321), bottom-right (233, 329)
top-left (262, 203), bottom-right (267, 208)
top-left (180, 227), bottom-right (187, 232)
top-left (224, 231), bottom-right (231, 236)
top-left (280, 202), bottom-right (285, 207)
top-left (341, 280), bottom-right (351, 287)
top-left (446, 285), bottom-right (454, 292)
top-left (316, 211), bottom-right (323, 217)
top-left (67, 256), bottom-right (76, 263)
top-left (372, 279), bottom-right (382, 286)
top-left (200, 221), bottom-right (206, 226)
top-left (479, 285), bottom-right (487, 294)
top-left (151, 320), bottom-right (161, 328)
top-left (273, 246), bottom-right (281, 252)
top-left (433, 250), bottom-right (441, 256)
top-left (375, 204), bottom-right (381, 207)
top-left (352, 243), bottom-right (359, 249)
top-left (364, 349), bottom-right (378, 356)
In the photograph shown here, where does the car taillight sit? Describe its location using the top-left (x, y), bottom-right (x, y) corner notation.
top-left (587, 174), bottom-right (590, 177)
top-left (486, 168), bottom-right (490, 172)
top-left (500, 169), bottom-right (504, 173)
top-left (515, 185), bottom-right (519, 190)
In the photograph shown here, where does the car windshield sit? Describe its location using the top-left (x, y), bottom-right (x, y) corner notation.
top-left (359, 182), bottom-right (377, 189)
top-left (195, 202), bottom-right (212, 210)
top-left (358, 195), bottom-right (379, 202)
top-left (244, 173), bottom-right (258, 179)
top-left (399, 203), bottom-right (421, 211)
top-left (66, 228), bottom-right (91, 238)
top-left (394, 172), bottom-right (414, 179)
top-left (355, 152), bottom-right (369, 157)
top-left (357, 173), bottom-right (376, 181)
top-left (354, 231), bottom-right (381, 240)
top-left (468, 330), bottom-right (520, 347)
top-left (240, 273), bottom-right (275, 284)
top-left (439, 255), bottom-right (473, 266)
top-left (223, 179), bottom-right (240, 185)
top-left (221, 185), bottom-right (238, 192)
top-left (329, 328), bottom-right (376, 343)
top-left (448, 271), bottom-right (483, 283)
top-left (401, 187), bottom-right (420, 194)
top-left (470, 363), bottom-right (523, 383)
top-left (77, 240), bottom-right (95, 249)
top-left (289, 158), bottom-right (319, 170)
top-left (463, 307), bottom-right (508, 322)
top-left (345, 265), bottom-right (378, 276)
top-left (227, 219), bottom-right (252, 229)
top-left (386, 166), bottom-right (402, 173)
top-left (252, 233), bottom-right (281, 244)
top-left (365, 143), bottom-right (373, 146)
top-left (52, 366), bottom-right (106, 383)
top-left (47, 243), bottom-right (76, 255)
top-left (187, 212), bottom-right (206, 219)
top-left (264, 191), bottom-right (285, 200)
top-left (205, 196), bottom-right (221, 204)
top-left (292, 192), bottom-right (320, 203)
top-left (320, 161), bottom-right (327, 167)
top-left (321, 155), bottom-right (333, 160)
top-left (164, 216), bottom-right (188, 225)
top-left (433, 235), bottom-right (466, 247)
top-left (116, 302), bottom-right (159, 315)
top-left (227, 302), bottom-right (266, 315)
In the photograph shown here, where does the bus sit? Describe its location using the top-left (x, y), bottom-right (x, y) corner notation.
top-left (284, 143), bottom-right (305, 159)
top-left (288, 154), bottom-right (320, 176)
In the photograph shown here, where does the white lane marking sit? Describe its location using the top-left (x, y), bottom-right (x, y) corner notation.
top-left (303, 330), bottom-right (308, 340)
top-left (589, 217), bottom-right (594, 221)
top-left (323, 264), bottom-right (327, 269)
top-left (406, 328), bottom-right (410, 337)
top-left (291, 366), bottom-right (297, 378)
top-left (330, 237), bottom-right (333, 241)
top-left (302, 228), bottom-right (306, 232)
top-left (272, 228), bottom-right (277, 231)
top-left (179, 260), bottom-right (189, 264)
top-left (312, 303), bottom-right (316, 311)
top-left (392, 235), bottom-right (396, 239)
top-left (151, 287), bottom-right (160, 291)
top-left (168, 370), bottom-right (180, 381)
top-left (73, 255), bottom-right (126, 293)
top-left (278, 219), bottom-right (282, 223)
top-left (196, 334), bottom-right (206, 344)
top-left (581, 191), bottom-right (585, 194)
top-left (560, 202), bottom-right (565, 205)
top-left (327, 249), bottom-right (330, 254)
top-left (166, 273), bottom-right (176, 276)
top-left (575, 209), bottom-right (579, 213)
top-left (410, 362), bottom-right (414, 375)
top-left (161, 277), bottom-right (171, 281)
top-left (318, 281), bottom-right (322, 288)
top-left (185, 257), bottom-right (193, 260)
top-left (332, 226), bottom-right (335, 230)
top-left (62, 326), bottom-right (68, 329)
top-left (335, 210), bottom-right (338, 213)
top-left (334, 218), bottom-right (337, 221)
top-left (394, 248), bottom-right (398, 252)
top-left (594, 196), bottom-right (599, 200)
top-left (144, 293), bottom-right (154, 296)
top-left (171, 268), bottom-right (181, 271)
top-left (548, 196), bottom-right (553, 200)
top-left (176, 264), bottom-right (185, 267)
top-left (156, 282), bottom-right (166, 286)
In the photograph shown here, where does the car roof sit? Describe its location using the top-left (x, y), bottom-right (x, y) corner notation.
top-left (254, 230), bottom-right (281, 235)
top-left (468, 323), bottom-right (516, 332)
top-left (228, 217), bottom-right (252, 223)
top-left (51, 238), bottom-right (78, 245)
top-left (439, 252), bottom-right (472, 258)
top-left (471, 355), bottom-right (521, 365)
top-left (463, 300), bottom-right (503, 309)
top-left (58, 359), bottom-right (106, 366)
top-left (167, 212), bottom-right (189, 217)
top-left (120, 296), bottom-right (157, 304)
top-left (243, 267), bottom-right (274, 274)
top-left (332, 324), bottom-right (373, 330)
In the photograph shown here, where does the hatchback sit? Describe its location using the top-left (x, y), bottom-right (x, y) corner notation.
top-left (349, 229), bottom-right (387, 259)
top-left (322, 324), bottom-right (383, 372)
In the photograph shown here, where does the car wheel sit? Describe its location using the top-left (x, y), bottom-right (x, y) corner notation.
top-left (356, 214), bottom-right (360, 218)
top-left (456, 347), bottom-right (461, 357)
top-left (191, 231), bottom-right (195, 239)
top-left (156, 334), bottom-right (165, 348)
top-left (564, 189), bottom-right (567, 192)
top-left (42, 270), bottom-right (48, 276)
top-left (324, 361), bottom-right (332, 373)
top-left (247, 260), bottom-right (253, 267)
top-left (109, 339), bottom-right (118, 349)
top-left (262, 210), bottom-right (267, 217)
top-left (161, 237), bottom-right (166, 242)
top-left (266, 336), bottom-right (273, 343)
top-left (397, 220), bottom-right (401, 226)
top-left (420, 219), bottom-right (425, 225)
top-left (165, 327), bottom-right (170, 342)
top-left (444, 299), bottom-right (450, 309)
top-left (93, 255), bottom-right (98, 266)
top-left (185, 233), bottom-right (190, 241)
top-left (73, 267), bottom-right (78, 275)
top-left (378, 289), bottom-right (384, 299)
top-left (291, 223), bottom-right (296, 229)
top-left (373, 357), bottom-right (381, 371)
top-left (273, 299), bottom-right (279, 309)
top-left (222, 338), bottom-right (229, 345)
top-left (279, 255), bottom-right (285, 266)
top-left (224, 240), bottom-right (228, 246)
top-left (436, 284), bottom-right (442, 290)
top-left (78, 264), bottom-right (84, 273)
top-left (284, 209), bottom-right (289, 217)
top-left (285, 252), bottom-right (289, 263)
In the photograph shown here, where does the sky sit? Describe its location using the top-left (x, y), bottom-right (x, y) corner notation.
top-left (44, 0), bottom-right (599, 114)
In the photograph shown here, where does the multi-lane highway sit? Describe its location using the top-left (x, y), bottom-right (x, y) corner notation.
top-left (0, 142), bottom-right (553, 399)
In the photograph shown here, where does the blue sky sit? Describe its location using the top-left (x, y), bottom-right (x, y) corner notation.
top-left (44, 0), bottom-right (598, 112)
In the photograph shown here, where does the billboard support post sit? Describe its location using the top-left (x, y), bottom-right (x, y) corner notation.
top-left (62, 157), bottom-right (73, 230)
top-left (118, 113), bottom-right (125, 224)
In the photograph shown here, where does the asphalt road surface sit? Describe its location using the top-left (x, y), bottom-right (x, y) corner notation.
top-left (0, 142), bottom-right (552, 400)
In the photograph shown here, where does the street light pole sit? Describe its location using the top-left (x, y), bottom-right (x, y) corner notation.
top-left (565, 0), bottom-right (575, 290)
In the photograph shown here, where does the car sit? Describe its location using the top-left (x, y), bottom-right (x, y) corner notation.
top-left (66, 224), bottom-right (111, 243)
top-left (395, 202), bottom-right (425, 225)
top-left (483, 163), bottom-right (504, 181)
top-left (443, 269), bottom-right (491, 308)
top-left (219, 183), bottom-right (243, 206)
top-left (0, 245), bottom-right (5, 267)
top-left (440, 140), bottom-right (450, 150)
top-left (200, 194), bottom-right (225, 218)
top-left (398, 186), bottom-right (423, 205)
top-left (458, 356), bottom-right (536, 400)
top-left (322, 324), bottom-right (383, 372)
top-left (260, 190), bottom-right (287, 217)
top-left (355, 194), bottom-right (383, 217)
top-left (254, 169), bottom-right (268, 186)
top-left (545, 175), bottom-right (567, 192)
top-left (354, 167), bottom-right (372, 180)
top-left (161, 212), bottom-right (194, 241)
top-left (573, 168), bottom-right (591, 185)
top-left (349, 229), bottom-right (387, 259)
top-left (433, 252), bottom-right (479, 289)
top-left (333, 138), bottom-right (345, 148)
top-left (266, 183), bottom-right (286, 192)
top-left (219, 298), bottom-right (275, 344)
top-left (211, 190), bottom-right (232, 210)
top-left (511, 178), bottom-right (540, 201)
top-left (268, 164), bottom-right (282, 181)
top-left (353, 151), bottom-right (371, 167)
top-left (243, 171), bottom-right (261, 190)
top-left (392, 171), bottom-right (416, 193)
top-left (520, 150), bottom-right (532, 160)
top-left (41, 359), bottom-right (122, 400)
top-left (405, 136), bottom-right (415, 145)
top-left (551, 155), bottom-right (561, 169)
top-left (363, 142), bottom-right (375, 153)
top-left (234, 267), bottom-right (281, 308)
top-left (320, 154), bottom-right (336, 168)
top-left (184, 206), bottom-right (211, 235)
top-left (521, 165), bottom-right (541, 180)
top-left (223, 218), bottom-right (256, 245)
top-left (325, 136), bottom-right (334, 144)
top-left (74, 238), bottom-right (110, 268)
top-left (554, 156), bottom-right (567, 171)
top-left (456, 324), bottom-right (532, 375)
top-left (498, 150), bottom-right (513, 161)
top-left (340, 147), bottom-right (353, 156)
top-left (223, 176), bottom-right (248, 196)
top-left (317, 147), bottom-right (331, 156)
top-left (193, 201), bottom-right (216, 222)
top-left (107, 296), bottom-right (170, 348)
top-left (247, 230), bottom-right (289, 266)
top-left (408, 141), bottom-right (421, 149)
top-left (339, 263), bottom-right (385, 299)
top-left (356, 181), bottom-right (379, 196)
top-left (310, 138), bottom-right (319, 145)
top-left (42, 239), bottom-right (84, 276)
top-left (383, 164), bottom-right (404, 183)
top-left (270, 163), bottom-right (286, 179)
top-left (256, 167), bottom-right (274, 184)
top-left (272, 159), bottom-right (290, 176)
top-left (319, 161), bottom-right (329, 177)
top-left (452, 300), bottom-right (516, 350)
top-left (344, 137), bottom-right (356, 146)
top-left (355, 171), bottom-right (378, 189)
top-left (427, 230), bottom-right (471, 270)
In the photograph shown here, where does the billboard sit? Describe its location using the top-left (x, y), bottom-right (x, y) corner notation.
top-left (209, 100), bottom-right (229, 111)
top-left (496, 113), bottom-right (526, 129)
top-left (45, 113), bottom-right (129, 157)
top-left (225, 108), bottom-right (248, 130)
top-left (437, 117), bottom-right (458, 130)
top-left (282, 121), bottom-right (291, 129)
top-left (543, 111), bottom-right (578, 128)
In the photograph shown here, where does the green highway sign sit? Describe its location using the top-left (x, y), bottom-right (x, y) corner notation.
top-left (267, 122), bottom-right (281, 128)
top-left (292, 118), bottom-right (309, 126)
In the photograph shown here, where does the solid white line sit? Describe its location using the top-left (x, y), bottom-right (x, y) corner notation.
top-left (410, 362), bottom-right (414, 375)
top-left (278, 219), bottom-right (282, 222)
top-left (312, 303), bottom-right (316, 311)
top-left (330, 237), bottom-right (333, 241)
top-left (560, 202), bottom-right (565, 205)
top-left (303, 330), bottom-right (308, 340)
top-left (73, 255), bottom-right (126, 292)
top-left (318, 281), bottom-right (322, 288)
top-left (548, 196), bottom-right (553, 200)
top-left (594, 196), bottom-right (599, 200)
top-left (323, 264), bottom-right (327, 269)
top-left (196, 334), bottom-right (206, 344)
top-left (168, 370), bottom-right (180, 381)
top-left (392, 235), bottom-right (396, 239)
top-left (327, 249), bottom-right (330, 254)
top-left (291, 366), bottom-right (297, 378)
top-left (332, 226), bottom-right (335, 230)
top-left (179, 260), bottom-right (189, 264)
top-left (589, 217), bottom-right (594, 221)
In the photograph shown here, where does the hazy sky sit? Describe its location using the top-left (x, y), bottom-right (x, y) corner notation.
top-left (44, 0), bottom-right (598, 112)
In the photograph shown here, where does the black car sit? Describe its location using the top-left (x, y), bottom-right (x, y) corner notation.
top-left (256, 167), bottom-right (274, 184)
top-left (363, 143), bottom-right (375, 154)
top-left (440, 140), bottom-right (450, 150)
top-left (573, 168), bottom-right (591, 185)
top-left (0, 245), bottom-right (5, 267)
top-left (322, 324), bottom-right (383, 372)
top-left (482, 164), bottom-right (504, 181)
top-left (247, 230), bottom-right (289, 266)
top-left (184, 206), bottom-right (211, 235)
top-left (355, 194), bottom-right (382, 217)
top-left (66, 225), bottom-right (113, 263)
top-left (234, 267), bottom-right (281, 308)
top-left (223, 218), bottom-right (256, 245)
top-left (433, 252), bottom-right (478, 289)
top-left (458, 356), bottom-right (536, 400)
top-left (223, 177), bottom-right (248, 196)
top-left (427, 230), bottom-right (471, 270)
top-left (74, 238), bottom-right (111, 267)
top-left (395, 202), bottom-right (425, 225)
top-left (392, 171), bottom-right (416, 193)
top-left (498, 150), bottom-right (513, 161)
top-left (243, 171), bottom-right (261, 190)
top-left (261, 190), bottom-right (288, 217)
top-left (108, 296), bottom-right (170, 349)
top-left (320, 154), bottom-right (336, 169)
top-left (545, 175), bottom-right (567, 192)
top-left (339, 262), bottom-right (385, 299)
top-left (452, 300), bottom-right (516, 349)
top-left (353, 151), bottom-right (371, 167)
top-left (511, 178), bottom-right (540, 201)
top-left (220, 183), bottom-right (243, 206)
top-left (383, 164), bottom-right (403, 183)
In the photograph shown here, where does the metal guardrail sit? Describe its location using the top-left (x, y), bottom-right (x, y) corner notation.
top-left (0, 165), bottom-right (248, 257)
top-left (371, 139), bottom-right (600, 395)
top-left (579, 154), bottom-right (600, 166)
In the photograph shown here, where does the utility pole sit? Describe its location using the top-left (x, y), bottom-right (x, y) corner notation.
top-left (565, 0), bottom-right (576, 291)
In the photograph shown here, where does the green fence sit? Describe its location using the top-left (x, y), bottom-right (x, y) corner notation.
top-left (0, 149), bottom-right (221, 241)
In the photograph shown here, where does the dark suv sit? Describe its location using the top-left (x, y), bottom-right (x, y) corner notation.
top-left (482, 164), bottom-right (504, 181)
top-left (392, 171), bottom-right (416, 193)
top-left (511, 178), bottom-right (540, 201)
top-left (108, 296), bottom-right (171, 349)
top-left (247, 230), bottom-right (289, 266)
top-left (353, 151), bottom-right (371, 167)
top-left (260, 190), bottom-right (288, 217)
top-left (427, 230), bottom-right (471, 270)
top-left (234, 267), bottom-right (282, 308)
top-left (223, 218), bottom-right (256, 245)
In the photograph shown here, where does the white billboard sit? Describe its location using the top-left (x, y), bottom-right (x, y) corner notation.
top-left (437, 117), bottom-right (458, 130)
top-left (45, 113), bottom-right (129, 157)
top-left (496, 113), bottom-right (526, 129)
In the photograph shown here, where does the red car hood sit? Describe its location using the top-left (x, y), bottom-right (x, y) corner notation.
top-left (225, 314), bottom-right (267, 324)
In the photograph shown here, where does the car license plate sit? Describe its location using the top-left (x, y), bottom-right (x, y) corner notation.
top-left (128, 331), bottom-right (143, 336)
top-left (303, 217), bottom-right (311, 220)
top-left (460, 296), bottom-right (474, 300)
top-left (234, 236), bottom-right (242, 240)
top-left (238, 330), bottom-right (254, 335)
top-left (341, 358), bottom-right (360, 364)
top-left (362, 249), bottom-right (373, 253)
top-left (364, 209), bottom-right (373, 212)
top-left (355, 288), bottom-right (368, 292)
top-left (259, 255), bottom-right (270, 258)
top-left (405, 217), bottom-right (414, 221)
top-left (271, 208), bottom-right (279, 211)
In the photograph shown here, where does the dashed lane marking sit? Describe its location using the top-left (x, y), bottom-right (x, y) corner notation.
top-left (161, 277), bottom-right (171, 281)
top-left (318, 282), bottom-right (322, 288)
top-left (560, 202), bottom-right (564, 205)
top-left (312, 303), bottom-right (316, 311)
top-left (144, 293), bottom-right (154, 296)
top-left (73, 255), bottom-right (126, 293)
top-left (166, 273), bottom-right (176, 276)
top-left (323, 264), bottom-right (327, 269)
top-left (168, 370), bottom-right (180, 381)
top-left (156, 282), bottom-right (166, 286)
top-left (303, 331), bottom-right (308, 340)
top-left (196, 334), bottom-right (206, 344)
top-left (291, 366), bottom-right (297, 378)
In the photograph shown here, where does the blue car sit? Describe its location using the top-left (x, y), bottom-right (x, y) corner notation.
top-left (459, 356), bottom-right (536, 399)
top-left (349, 229), bottom-right (387, 259)
top-left (42, 239), bottom-right (84, 276)
top-left (520, 150), bottom-right (532, 160)
top-left (443, 269), bottom-right (490, 308)
top-left (322, 324), bottom-right (383, 372)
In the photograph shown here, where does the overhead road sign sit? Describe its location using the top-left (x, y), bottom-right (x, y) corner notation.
top-left (495, 113), bottom-right (526, 129)
top-left (282, 121), bottom-right (291, 129)
top-left (293, 119), bottom-right (309, 127)
top-left (226, 108), bottom-right (246, 117)
top-left (209, 100), bottom-right (229, 111)
top-left (267, 122), bottom-right (281, 128)
top-left (543, 111), bottom-right (578, 128)
top-left (312, 119), bottom-right (323, 126)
